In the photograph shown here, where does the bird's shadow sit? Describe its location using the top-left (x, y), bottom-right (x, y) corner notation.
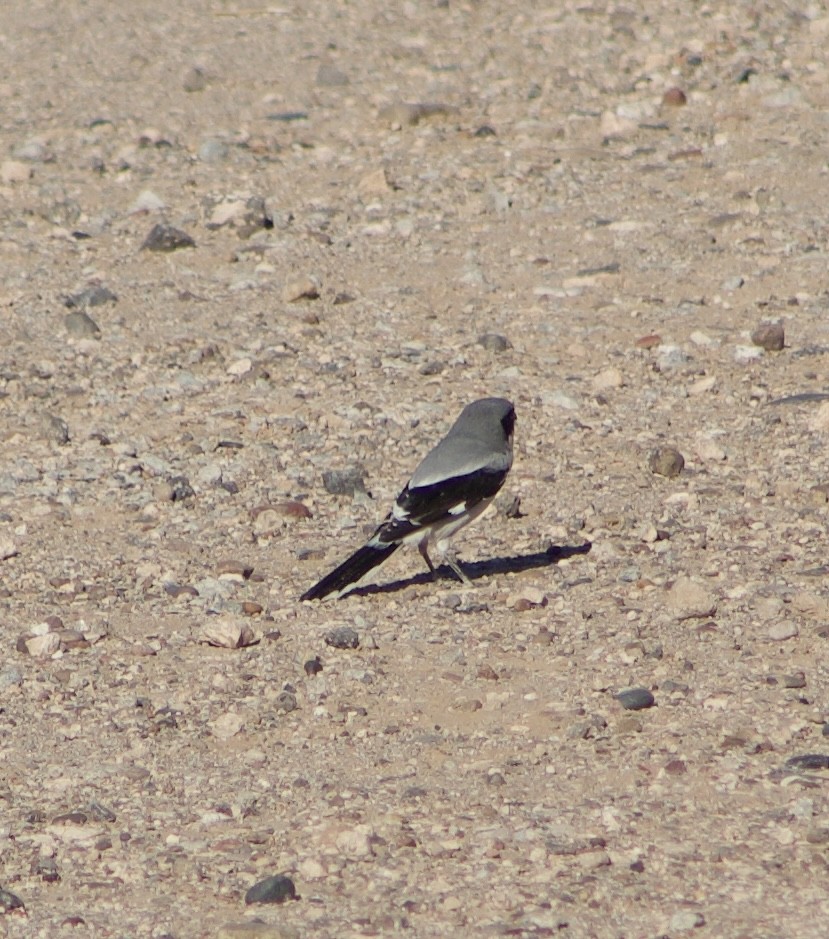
top-left (346, 541), bottom-right (592, 598)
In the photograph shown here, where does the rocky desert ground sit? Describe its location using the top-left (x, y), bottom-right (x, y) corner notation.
top-left (2, 1), bottom-right (829, 937)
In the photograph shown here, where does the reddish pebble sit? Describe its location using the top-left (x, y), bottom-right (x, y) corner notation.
top-left (751, 320), bottom-right (784, 351)
top-left (273, 500), bottom-right (313, 519)
top-left (663, 87), bottom-right (687, 106)
top-left (635, 333), bottom-right (662, 349)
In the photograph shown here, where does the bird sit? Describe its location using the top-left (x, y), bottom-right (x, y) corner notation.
top-left (300, 397), bottom-right (516, 600)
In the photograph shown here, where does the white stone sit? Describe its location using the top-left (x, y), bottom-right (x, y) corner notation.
top-left (592, 366), bottom-right (623, 391)
top-left (209, 200), bottom-right (247, 227)
top-left (734, 344), bottom-right (763, 364)
top-left (768, 621), bottom-right (798, 641)
top-left (1, 160), bottom-right (32, 184)
top-left (668, 576), bottom-right (716, 616)
top-left (129, 189), bottom-right (166, 213)
top-left (210, 712), bottom-right (245, 739)
top-left (25, 633), bottom-right (61, 658)
top-left (227, 357), bottom-right (252, 377)
top-left (201, 618), bottom-right (255, 649)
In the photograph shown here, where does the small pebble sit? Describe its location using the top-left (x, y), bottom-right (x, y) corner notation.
top-left (1, 160), bottom-right (33, 183)
top-left (806, 827), bottom-right (829, 845)
top-left (783, 671), bottom-right (806, 689)
top-left (304, 657), bottom-right (323, 676)
top-left (477, 333), bottom-right (512, 353)
top-left (670, 911), bottom-right (705, 931)
top-left (322, 467), bottom-right (366, 497)
top-left (767, 621), bottom-right (798, 641)
top-left (201, 618), bottom-right (256, 649)
top-left (635, 333), bottom-right (661, 349)
top-left (662, 87), bottom-right (687, 107)
top-left (0, 666), bottom-right (23, 690)
top-left (0, 887), bottom-right (25, 913)
top-left (616, 715), bottom-right (643, 734)
top-left (495, 493), bottom-right (521, 518)
top-left (141, 223), bottom-right (196, 252)
top-left (283, 276), bottom-right (320, 302)
top-left (325, 626), bottom-right (360, 649)
top-left (89, 801), bottom-right (117, 822)
top-left (35, 857), bottom-right (59, 882)
top-left (616, 687), bottom-right (656, 711)
top-left (14, 138), bottom-right (51, 162)
top-left (244, 873), bottom-right (297, 905)
top-left (267, 111), bottom-right (309, 122)
top-left (656, 344), bottom-right (690, 370)
top-left (785, 754), bottom-right (829, 771)
top-left (182, 66), bottom-right (208, 92)
top-left (720, 275), bottom-right (744, 291)
top-left (668, 576), bottom-right (716, 618)
top-left (592, 366), bottom-right (623, 391)
top-left (198, 139), bottom-right (229, 163)
top-left (216, 560), bottom-right (253, 581)
top-left (272, 501), bottom-right (313, 520)
top-left (648, 446), bottom-right (685, 478)
top-left (168, 476), bottom-right (196, 502)
top-left (64, 310), bottom-right (101, 339)
top-left (275, 691), bottom-right (298, 713)
top-left (751, 321), bottom-right (785, 351)
top-left (64, 285), bottom-right (118, 308)
top-left (24, 633), bottom-right (61, 658)
top-left (44, 414), bottom-right (70, 445)
top-left (734, 344), bottom-right (763, 364)
top-left (130, 189), bottom-right (166, 213)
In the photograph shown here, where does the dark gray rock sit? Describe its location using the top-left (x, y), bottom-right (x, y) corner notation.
top-left (244, 873), bottom-right (297, 905)
top-left (648, 446), bottom-right (685, 478)
top-left (751, 321), bottom-right (785, 351)
top-left (616, 687), bottom-right (656, 710)
top-left (785, 754), bottom-right (829, 771)
top-left (322, 466), bottom-right (366, 497)
top-left (325, 626), bottom-right (360, 649)
top-left (275, 691), bottom-right (298, 713)
top-left (64, 310), bottom-right (101, 339)
top-left (142, 223), bottom-right (196, 252)
top-left (478, 332), bottom-right (512, 352)
top-left (64, 286), bottom-right (118, 308)
top-left (45, 414), bottom-right (70, 445)
top-left (168, 476), bottom-right (196, 502)
top-left (0, 887), bottom-right (24, 913)
top-left (304, 657), bottom-right (323, 676)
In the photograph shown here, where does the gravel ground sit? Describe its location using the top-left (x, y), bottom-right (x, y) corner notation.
top-left (2, 2), bottom-right (829, 937)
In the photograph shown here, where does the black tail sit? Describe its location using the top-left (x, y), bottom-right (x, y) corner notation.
top-left (300, 541), bottom-right (400, 601)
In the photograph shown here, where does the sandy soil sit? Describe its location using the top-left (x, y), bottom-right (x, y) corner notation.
top-left (2, 2), bottom-right (829, 937)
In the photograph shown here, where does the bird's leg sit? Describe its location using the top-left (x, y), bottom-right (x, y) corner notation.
top-left (442, 548), bottom-right (471, 586)
top-left (418, 541), bottom-right (437, 580)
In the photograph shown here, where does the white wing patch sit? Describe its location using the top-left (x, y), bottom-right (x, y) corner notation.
top-left (448, 502), bottom-right (468, 516)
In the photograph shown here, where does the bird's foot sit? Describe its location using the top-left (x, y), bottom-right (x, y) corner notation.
top-left (444, 554), bottom-right (471, 586)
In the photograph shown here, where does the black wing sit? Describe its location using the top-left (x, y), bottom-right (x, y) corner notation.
top-left (375, 466), bottom-right (508, 544)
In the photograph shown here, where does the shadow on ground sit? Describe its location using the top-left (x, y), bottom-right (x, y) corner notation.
top-left (347, 541), bottom-right (593, 597)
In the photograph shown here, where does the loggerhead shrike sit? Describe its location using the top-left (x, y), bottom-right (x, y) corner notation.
top-left (301, 397), bottom-right (516, 600)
